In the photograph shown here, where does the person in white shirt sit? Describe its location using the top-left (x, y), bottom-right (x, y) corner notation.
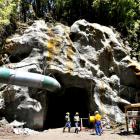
top-left (74, 112), bottom-right (80, 134)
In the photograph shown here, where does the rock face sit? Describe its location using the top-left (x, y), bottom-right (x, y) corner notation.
top-left (0, 19), bottom-right (140, 129)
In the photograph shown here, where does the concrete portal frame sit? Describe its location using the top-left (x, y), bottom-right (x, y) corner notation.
top-left (125, 103), bottom-right (140, 133)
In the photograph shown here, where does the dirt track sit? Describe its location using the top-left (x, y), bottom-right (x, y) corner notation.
top-left (0, 128), bottom-right (140, 140)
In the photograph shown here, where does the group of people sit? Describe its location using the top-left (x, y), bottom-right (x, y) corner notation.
top-left (63, 112), bottom-right (80, 134)
top-left (63, 111), bottom-right (102, 136)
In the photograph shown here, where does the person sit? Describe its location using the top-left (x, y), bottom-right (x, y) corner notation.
top-left (89, 113), bottom-right (96, 131)
top-left (63, 112), bottom-right (71, 132)
top-left (74, 112), bottom-right (80, 133)
top-left (94, 111), bottom-right (102, 136)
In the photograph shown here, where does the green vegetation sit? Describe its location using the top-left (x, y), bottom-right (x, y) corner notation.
top-left (0, 0), bottom-right (139, 57)
top-left (0, 0), bottom-right (18, 47)
top-left (26, 0), bottom-right (139, 55)
top-left (54, 0), bottom-right (93, 23)
top-left (53, 0), bottom-right (140, 53)
top-left (91, 0), bottom-right (140, 53)
top-left (0, 0), bottom-right (17, 27)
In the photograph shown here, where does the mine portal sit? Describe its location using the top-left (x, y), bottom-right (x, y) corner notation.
top-left (45, 87), bottom-right (90, 129)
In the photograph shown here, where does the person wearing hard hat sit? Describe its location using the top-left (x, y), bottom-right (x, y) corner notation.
top-left (89, 113), bottom-right (96, 130)
top-left (74, 112), bottom-right (80, 133)
top-left (63, 112), bottom-right (71, 132)
top-left (94, 111), bottom-right (102, 136)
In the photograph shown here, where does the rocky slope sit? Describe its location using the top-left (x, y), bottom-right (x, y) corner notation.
top-left (0, 19), bottom-right (140, 129)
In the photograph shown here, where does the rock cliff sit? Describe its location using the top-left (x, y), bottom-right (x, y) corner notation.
top-left (0, 19), bottom-right (140, 129)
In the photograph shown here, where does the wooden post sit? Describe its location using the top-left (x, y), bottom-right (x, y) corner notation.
top-left (80, 118), bottom-right (83, 131)
top-left (125, 108), bottom-right (129, 133)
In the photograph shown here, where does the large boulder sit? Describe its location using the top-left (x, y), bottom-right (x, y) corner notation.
top-left (0, 19), bottom-right (140, 129)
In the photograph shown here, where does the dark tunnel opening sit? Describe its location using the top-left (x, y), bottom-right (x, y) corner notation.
top-left (45, 87), bottom-right (90, 129)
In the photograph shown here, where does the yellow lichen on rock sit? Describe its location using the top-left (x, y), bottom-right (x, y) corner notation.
top-left (46, 51), bottom-right (52, 61)
top-left (66, 61), bottom-right (74, 72)
top-left (66, 46), bottom-right (75, 73)
top-left (47, 38), bottom-right (61, 54)
top-left (46, 37), bottom-right (62, 62)
top-left (67, 46), bottom-right (75, 60)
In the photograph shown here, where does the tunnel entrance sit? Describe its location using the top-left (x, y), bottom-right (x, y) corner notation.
top-left (45, 87), bottom-right (90, 129)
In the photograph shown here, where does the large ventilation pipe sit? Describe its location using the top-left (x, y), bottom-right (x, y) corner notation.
top-left (0, 67), bottom-right (61, 92)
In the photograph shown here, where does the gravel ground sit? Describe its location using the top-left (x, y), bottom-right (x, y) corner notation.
top-left (0, 127), bottom-right (140, 140)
